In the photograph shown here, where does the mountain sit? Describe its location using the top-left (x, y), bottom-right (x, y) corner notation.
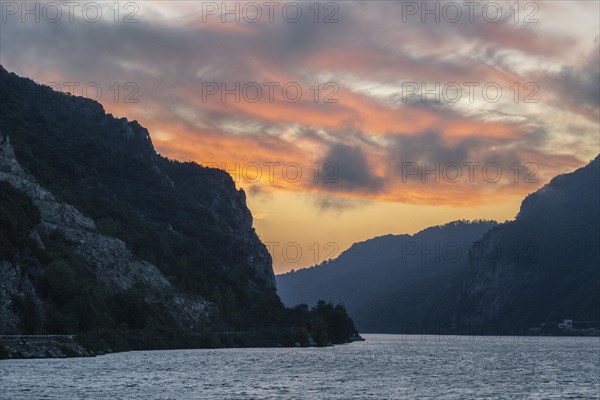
top-left (277, 220), bottom-right (498, 332)
top-left (278, 157), bottom-right (600, 334)
top-left (0, 66), bottom-right (357, 357)
top-left (456, 156), bottom-right (600, 328)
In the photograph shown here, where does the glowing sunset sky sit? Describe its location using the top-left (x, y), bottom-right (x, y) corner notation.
top-left (1, 1), bottom-right (598, 273)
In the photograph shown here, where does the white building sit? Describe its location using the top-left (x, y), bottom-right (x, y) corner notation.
top-left (558, 319), bottom-right (573, 329)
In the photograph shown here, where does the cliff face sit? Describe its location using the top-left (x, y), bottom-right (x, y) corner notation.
top-left (0, 261), bottom-right (40, 334)
top-left (0, 136), bottom-right (165, 290)
top-left (457, 156), bottom-right (600, 326)
top-left (0, 135), bottom-right (215, 333)
top-left (0, 66), bottom-right (280, 344)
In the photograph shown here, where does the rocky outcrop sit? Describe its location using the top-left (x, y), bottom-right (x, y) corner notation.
top-left (169, 167), bottom-right (275, 290)
top-left (0, 135), bottom-right (215, 331)
top-left (1, 341), bottom-right (94, 359)
top-left (0, 261), bottom-right (41, 334)
top-left (0, 66), bottom-right (289, 356)
top-left (0, 136), bottom-right (169, 291)
top-left (458, 230), bottom-right (535, 323)
top-left (456, 156), bottom-right (600, 326)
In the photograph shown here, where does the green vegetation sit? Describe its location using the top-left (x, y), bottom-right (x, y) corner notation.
top-left (0, 66), bottom-right (359, 350)
top-left (0, 343), bottom-right (9, 359)
top-left (0, 181), bottom-right (40, 262)
top-left (288, 301), bottom-right (358, 345)
top-left (10, 294), bottom-right (42, 334)
top-left (0, 66), bottom-right (273, 327)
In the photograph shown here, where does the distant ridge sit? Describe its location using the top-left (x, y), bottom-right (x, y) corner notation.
top-left (278, 156), bottom-right (600, 334)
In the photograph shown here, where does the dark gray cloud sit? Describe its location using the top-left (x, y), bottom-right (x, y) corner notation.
top-left (543, 43), bottom-right (600, 121)
top-left (317, 143), bottom-right (383, 193)
top-left (388, 130), bottom-right (472, 165)
top-left (385, 127), bottom-right (552, 183)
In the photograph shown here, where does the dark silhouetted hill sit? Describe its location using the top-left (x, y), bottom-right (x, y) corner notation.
top-left (277, 220), bottom-right (497, 332)
top-left (278, 157), bottom-right (600, 334)
top-left (0, 66), bottom-right (357, 356)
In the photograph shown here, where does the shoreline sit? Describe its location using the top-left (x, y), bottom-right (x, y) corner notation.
top-left (0, 333), bottom-right (366, 360)
top-left (4, 331), bottom-right (599, 360)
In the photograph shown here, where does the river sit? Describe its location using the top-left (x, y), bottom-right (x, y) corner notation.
top-left (1, 334), bottom-right (599, 399)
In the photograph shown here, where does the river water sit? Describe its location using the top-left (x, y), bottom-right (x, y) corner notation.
top-left (1, 334), bottom-right (599, 399)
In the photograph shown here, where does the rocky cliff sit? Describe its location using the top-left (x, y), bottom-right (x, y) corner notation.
top-left (0, 135), bottom-right (216, 334)
top-left (0, 66), bottom-right (285, 353)
top-left (457, 156), bottom-right (600, 327)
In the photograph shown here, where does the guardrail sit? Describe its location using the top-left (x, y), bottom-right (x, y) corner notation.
top-left (0, 335), bottom-right (75, 344)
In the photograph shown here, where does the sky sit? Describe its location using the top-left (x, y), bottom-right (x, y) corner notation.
top-left (1, 1), bottom-right (598, 273)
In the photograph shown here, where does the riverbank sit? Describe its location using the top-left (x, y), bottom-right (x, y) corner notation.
top-left (0, 330), bottom-right (365, 359)
top-left (1, 342), bottom-right (95, 359)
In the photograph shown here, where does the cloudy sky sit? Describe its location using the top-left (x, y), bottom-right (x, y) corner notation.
top-left (1, 0), bottom-right (598, 272)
